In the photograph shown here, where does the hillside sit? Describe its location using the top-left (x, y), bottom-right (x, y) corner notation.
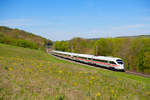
top-left (0, 43), bottom-right (150, 100)
top-left (117, 35), bottom-right (150, 38)
top-left (87, 35), bottom-right (150, 40)
top-left (0, 26), bottom-right (52, 50)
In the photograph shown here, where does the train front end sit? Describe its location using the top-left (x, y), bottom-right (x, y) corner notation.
top-left (115, 59), bottom-right (125, 71)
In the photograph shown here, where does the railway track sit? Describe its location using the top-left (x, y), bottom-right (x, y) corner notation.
top-left (48, 52), bottom-right (150, 78)
top-left (125, 71), bottom-right (150, 78)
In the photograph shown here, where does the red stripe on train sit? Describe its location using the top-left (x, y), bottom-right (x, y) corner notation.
top-left (76, 58), bottom-right (119, 67)
top-left (58, 55), bottom-right (119, 67)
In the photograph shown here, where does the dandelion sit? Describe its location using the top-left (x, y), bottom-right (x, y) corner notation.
top-left (58, 70), bottom-right (63, 74)
top-left (40, 63), bottom-right (43, 66)
top-left (25, 68), bottom-right (31, 72)
top-left (8, 67), bottom-right (13, 71)
top-left (89, 80), bottom-right (93, 84)
top-left (79, 71), bottom-right (83, 74)
top-left (36, 65), bottom-right (40, 69)
top-left (96, 92), bottom-right (101, 97)
top-left (13, 62), bottom-right (17, 66)
top-left (74, 82), bottom-right (77, 86)
top-left (111, 89), bottom-right (114, 94)
top-left (91, 76), bottom-right (95, 80)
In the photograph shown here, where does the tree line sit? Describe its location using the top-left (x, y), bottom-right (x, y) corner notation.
top-left (0, 26), bottom-right (52, 50)
top-left (53, 37), bottom-right (150, 74)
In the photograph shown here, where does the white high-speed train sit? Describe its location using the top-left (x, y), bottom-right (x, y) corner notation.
top-left (51, 50), bottom-right (124, 71)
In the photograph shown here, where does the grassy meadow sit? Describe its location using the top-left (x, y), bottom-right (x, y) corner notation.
top-left (0, 43), bottom-right (150, 100)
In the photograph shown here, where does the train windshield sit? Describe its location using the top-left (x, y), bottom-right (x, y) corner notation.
top-left (116, 59), bottom-right (123, 65)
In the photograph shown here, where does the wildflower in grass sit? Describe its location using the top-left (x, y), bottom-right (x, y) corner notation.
top-left (13, 62), bottom-right (17, 66)
top-left (90, 76), bottom-right (95, 80)
top-left (89, 80), bottom-right (93, 84)
top-left (96, 92), bottom-right (101, 97)
top-left (8, 67), bottom-right (13, 71)
top-left (78, 71), bottom-right (82, 76)
top-left (40, 63), bottom-right (43, 66)
top-left (25, 68), bottom-right (31, 72)
top-left (79, 71), bottom-right (82, 74)
top-left (74, 82), bottom-right (77, 86)
top-left (55, 95), bottom-right (58, 98)
top-left (84, 71), bottom-right (88, 74)
top-left (58, 70), bottom-right (63, 74)
top-left (111, 89), bottom-right (114, 94)
top-left (36, 65), bottom-right (40, 69)
top-left (113, 94), bottom-right (117, 98)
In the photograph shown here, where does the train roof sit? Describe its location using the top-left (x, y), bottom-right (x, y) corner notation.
top-left (93, 56), bottom-right (121, 61)
top-left (52, 50), bottom-right (121, 61)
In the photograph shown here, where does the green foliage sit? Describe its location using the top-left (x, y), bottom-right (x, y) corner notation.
top-left (0, 36), bottom-right (38, 49)
top-left (44, 39), bottom-right (53, 47)
top-left (93, 38), bottom-right (112, 56)
top-left (58, 95), bottom-right (64, 100)
top-left (16, 39), bottom-right (38, 49)
top-left (138, 39), bottom-right (150, 73)
top-left (69, 37), bottom-right (94, 54)
top-left (0, 26), bottom-right (52, 50)
top-left (54, 41), bottom-right (70, 52)
top-left (53, 37), bottom-right (150, 74)
top-left (143, 52), bottom-right (150, 73)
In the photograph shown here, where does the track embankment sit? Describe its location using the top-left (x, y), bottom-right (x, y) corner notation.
top-left (125, 70), bottom-right (150, 78)
top-left (48, 52), bottom-right (150, 78)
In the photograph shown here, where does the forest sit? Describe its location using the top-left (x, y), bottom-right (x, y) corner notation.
top-left (0, 26), bottom-right (52, 50)
top-left (53, 37), bottom-right (150, 74)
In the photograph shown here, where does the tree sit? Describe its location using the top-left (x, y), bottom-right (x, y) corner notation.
top-left (93, 38), bottom-right (112, 56)
top-left (53, 41), bottom-right (70, 52)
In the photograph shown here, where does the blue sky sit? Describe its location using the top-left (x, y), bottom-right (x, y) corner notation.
top-left (0, 0), bottom-right (150, 41)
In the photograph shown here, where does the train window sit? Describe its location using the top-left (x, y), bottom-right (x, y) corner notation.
top-left (116, 59), bottom-right (123, 64)
top-left (79, 57), bottom-right (82, 59)
top-left (79, 57), bottom-right (86, 59)
top-left (102, 60), bottom-right (107, 63)
top-left (93, 59), bottom-right (107, 63)
top-left (109, 61), bottom-right (116, 65)
top-left (93, 59), bottom-right (99, 61)
top-left (88, 58), bottom-right (92, 60)
top-left (93, 59), bottom-right (98, 61)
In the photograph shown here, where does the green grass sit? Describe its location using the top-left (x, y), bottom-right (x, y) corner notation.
top-left (0, 43), bottom-right (150, 100)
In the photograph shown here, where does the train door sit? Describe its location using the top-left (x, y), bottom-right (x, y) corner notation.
top-left (109, 61), bottom-right (117, 69)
